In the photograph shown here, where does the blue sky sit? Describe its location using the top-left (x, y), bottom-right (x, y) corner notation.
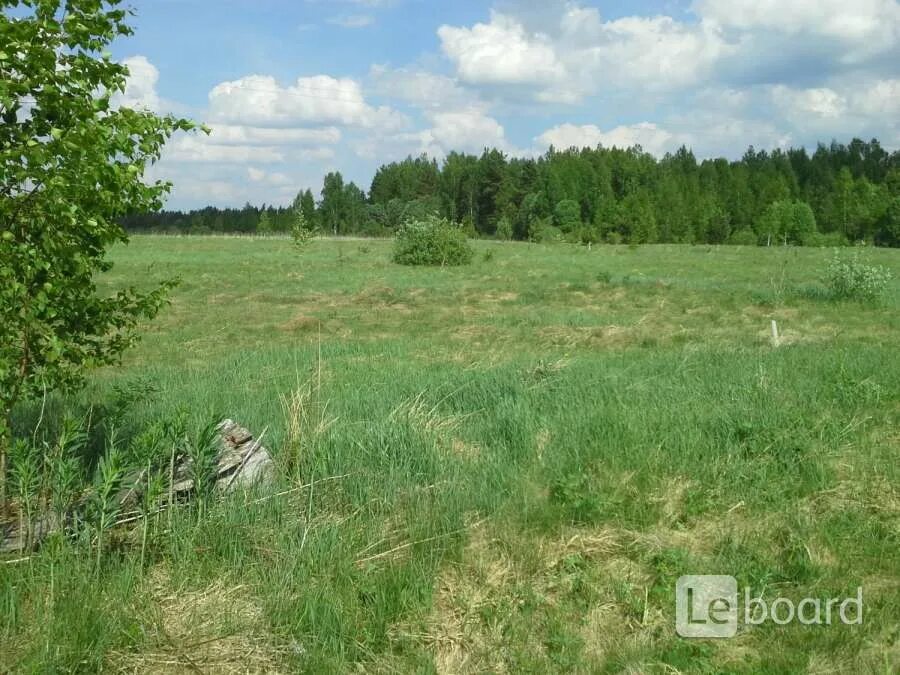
top-left (109, 0), bottom-right (900, 209)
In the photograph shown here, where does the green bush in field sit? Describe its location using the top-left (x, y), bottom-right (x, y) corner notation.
top-left (570, 225), bottom-right (600, 245)
top-left (727, 228), bottom-right (758, 246)
top-left (756, 199), bottom-right (817, 245)
top-left (529, 218), bottom-right (564, 243)
top-left (822, 250), bottom-right (893, 302)
top-left (291, 207), bottom-right (317, 251)
top-left (393, 215), bottom-right (473, 266)
top-left (803, 231), bottom-right (849, 247)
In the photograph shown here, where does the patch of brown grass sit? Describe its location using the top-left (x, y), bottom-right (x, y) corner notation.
top-left (279, 314), bottom-right (320, 333)
top-left (448, 437), bottom-right (482, 459)
top-left (389, 391), bottom-right (468, 437)
top-left (110, 567), bottom-right (286, 674)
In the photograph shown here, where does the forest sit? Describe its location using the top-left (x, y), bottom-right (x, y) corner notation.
top-left (123, 138), bottom-right (900, 247)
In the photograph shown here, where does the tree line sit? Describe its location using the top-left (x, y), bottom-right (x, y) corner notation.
top-left (123, 138), bottom-right (900, 246)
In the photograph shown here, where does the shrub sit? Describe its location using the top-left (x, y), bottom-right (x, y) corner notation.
top-left (569, 226), bottom-right (600, 245)
top-left (529, 219), bottom-right (564, 244)
top-left (393, 215), bottom-right (474, 266)
top-left (803, 231), bottom-right (848, 248)
top-left (291, 208), bottom-right (317, 250)
top-left (537, 225), bottom-right (565, 243)
top-left (554, 199), bottom-right (582, 232)
top-left (756, 200), bottom-right (817, 245)
top-left (727, 228), bottom-right (758, 246)
top-left (822, 250), bottom-right (893, 302)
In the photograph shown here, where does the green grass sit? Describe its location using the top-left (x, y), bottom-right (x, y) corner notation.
top-left (3, 236), bottom-right (899, 673)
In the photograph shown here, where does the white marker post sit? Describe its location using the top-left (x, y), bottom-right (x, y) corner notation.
top-left (771, 320), bottom-right (779, 346)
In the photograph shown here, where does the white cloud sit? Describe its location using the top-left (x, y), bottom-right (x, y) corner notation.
top-left (763, 78), bottom-right (900, 148)
top-left (208, 74), bottom-right (407, 129)
top-left (437, 9), bottom-right (731, 102)
top-left (574, 16), bottom-right (729, 91)
top-left (163, 135), bottom-right (286, 164)
top-left (207, 124), bottom-right (341, 146)
top-left (114, 55), bottom-right (161, 111)
top-left (427, 108), bottom-right (510, 154)
top-left (771, 86), bottom-right (848, 119)
top-left (850, 78), bottom-right (900, 117)
top-left (668, 112), bottom-right (793, 158)
top-left (163, 173), bottom-right (299, 209)
top-left (369, 64), bottom-right (472, 110)
top-left (358, 107), bottom-right (516, 161)
top-left (247, 167), bottom-right (293, 185)
top-left (535, 122), bottom-right (681, 156)
top-left (437, 1), bottom-right (899, 104)
top-left (695, 0), bottom-right (900, 61)
top-left (438, 12), bottom-right (566, 87)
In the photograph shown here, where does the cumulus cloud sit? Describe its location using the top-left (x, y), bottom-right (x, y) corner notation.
top-left (695, 0), bottom-right (900, 62)
top-left (535, 122), bottom-right (681, 156)
top-left (207, 124), bottom-right (341, 146)
top-left (764, 77), bottom-right (900, 147)
top-left (437, 1), bottom-right (900, 103)
top-left (425, 108), bottom-right (510, 154)
top-left (575, 15), bottom-right (730, 91)
top-left (667, 110), bottom-right (793, 158)
top-left (163, 135), bottom-right (287, 164)
top-left (357, 107), bottom-right (517, 161)
top-left (850, 78), bottom-right (900, 117)
top-left (438, 12), bottom-right (566, 87)
top-left (114, 55), bottom-right (161, 111)
top-left (771, 86), bottom-right (848, 120)
top-left (437, 8), bottom-right (733, 102)
top-left (369, 64), bottom-right (472, 110)
top-left (247, 167), bottom-right (293, 185)
top-left (208, 74), bottom-right (407, 129)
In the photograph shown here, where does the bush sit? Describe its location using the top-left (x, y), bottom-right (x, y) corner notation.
top-left (803, 231), bottom-right (848, 248)
top-left (291, 208), bottom-right (317, 250)
top-left (569, 226), bottom-right (600, 245)
top-left (554, 199), bottom-right (582, 232)
top-left (393, 215), bottom-right (474, 266)
top-left (756, 200), bottom-right (818, 245)
top-left (529, 219), bottom-right (564, 244)
top-left (536, 225), bottom-right (565, 243)
top-left (727, 229), bottom-right (757, 246)
top-left (822, 250), bottom-right (893, 302)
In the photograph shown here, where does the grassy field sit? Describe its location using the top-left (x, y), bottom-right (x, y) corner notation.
top-left (3, 236), bottom-right (899, 673)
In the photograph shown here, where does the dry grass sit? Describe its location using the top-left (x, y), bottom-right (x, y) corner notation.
top-left (111, 568), bottom-right (286, 674)
top-left (389, 390), bottom-right (468, 438)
